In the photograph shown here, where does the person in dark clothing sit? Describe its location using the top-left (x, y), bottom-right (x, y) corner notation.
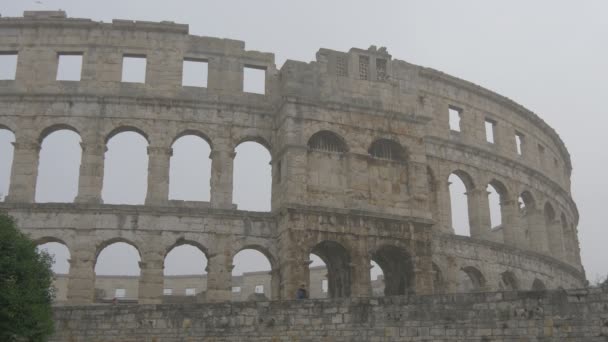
top-left (296, 284), bottom-right (308, 299)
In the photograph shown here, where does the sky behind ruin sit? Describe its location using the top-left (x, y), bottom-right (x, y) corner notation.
top-left (0, 0), bottom-right (607, 284)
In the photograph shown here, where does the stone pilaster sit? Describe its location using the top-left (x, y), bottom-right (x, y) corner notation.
top-left (145, 146), bottom-right (172, 206)
top-left (349, 252), bottom-right (371, 298)
top-left (437, 179), bottom-right (453, 233)
top-left (501, 198), bottom-right (522, 246)
top-left (277, 231), bottom-right (309, 300)
top-left (137, 250), bottom-right (164, 304)
top-left (467, 188), bottom-right (491, 239)
top-left (6, 140), bottom-right (39, 203)
top-left (526, 208), bottom-right (549, 253)
top-left (413, 255), bottom-right (434, 295)
top-left (66, 249), bottom-right (96, 304)
top-left (547, 219), bottom-right (566, 261)
top-left (210, 149), bottom-right (234, 209)
top-left (270, 267), bottom-right (281, 300)
top-left (75, 142), bottom-right (105, 204)
top-left (205, 246), bottom-right (232, 302)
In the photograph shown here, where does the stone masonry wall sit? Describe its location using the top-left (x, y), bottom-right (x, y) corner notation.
top-left (51, 287), bottom-right (608, 342)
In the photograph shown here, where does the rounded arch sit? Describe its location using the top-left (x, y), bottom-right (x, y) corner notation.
top-left (105, 126), bottom-right (150, 145)
top-left (370, 244), bottom-right (414, 296)
top-left (232, 244), bottom-right (277, 270)
top-left (169, 133), bottom-right (212, 201)
top-left (368, 138), bottom-right (407, 161)
top-left (35, 128), bottom-right (82, 203)
top-left (163, 240), bottom-right (208, 278)
top-left (310, 240), bottom-right (351, 298)
top-left (172, 129), bottom-right (213, 149)
top-left (307, 130), bottom-right (348, 153)
top-left (0, 123), bottom-right (15, 133)
top-left (36, 240), bottom-right (71, 275)
top-left (34, 236), bottom-right (69, 247)
top-left (233, 140), bottom-right (272, 212)
top-left (532, 278), bottom-right (546, 291)
top-left (102, 128), bottom-right (149, 204)
top-left (38, 123), bottom-right (81, 143)
top-left (164, 238), bottom-right (209, 260)
top-left (488, 179), bottom-right (509, 197)
top-left (235, 135), bottom-right (272, 153)
top-left (94, 237), bottom-right (142, 263)
top-left (500, 271), bottom-right (519, 291)
top-left (450, 169), bottom-right (475, 191)
top-left (544, 202), bottom-right (556, 222)
top-left (519, 190), bottom-right (536, 210)
top-left (459, 266), bottom-right (486, 292)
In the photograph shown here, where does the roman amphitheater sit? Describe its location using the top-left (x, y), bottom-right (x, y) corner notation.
top-left (1, 11), bottom-right (606, 341)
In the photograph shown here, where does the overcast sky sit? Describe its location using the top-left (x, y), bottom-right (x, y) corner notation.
top-left (1, 0), bottom-right (606, 284)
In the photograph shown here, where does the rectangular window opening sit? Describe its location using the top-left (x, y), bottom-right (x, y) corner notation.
top-left (359, 55), bottom-right (369, 80)
top-left (163, 288), bottom-right (173, 296)
top-left (0, 52), bottom-right (18, 80)
top-left (185, 288), bottom-right (196, 296)
top-left (254, 285), bottom-right (264, 294)
top-left (485, 119), bottom-right (496, 144)
top-left (515, 132), bottom-right (524, 155)
top-left (449, 106), bottom-right (462, 132)
top-left (322, 279), bottom-right (328, 293)
top-left (121, 55), bottom-right (146, 83)
top-left (376, 58), bottom-right (387, 80)
top-left (182, 58), bottom-right (208, 87)
top-left (114, 288), bottom-right (126, 298)
top-left (232, 286), bottom-right (241, 293)
top-left (243, 65), bottom-right (266, 94)
top-left (336, 55), bottom-right (348, 77)
top-left (56, 53), bottom-right (83, 81)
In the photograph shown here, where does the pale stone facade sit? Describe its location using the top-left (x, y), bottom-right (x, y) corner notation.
top-left (0, 11), bottom-right (584, 308)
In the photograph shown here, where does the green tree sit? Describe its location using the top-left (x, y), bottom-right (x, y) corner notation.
top-left (0, 213), bottom-right (55, 342)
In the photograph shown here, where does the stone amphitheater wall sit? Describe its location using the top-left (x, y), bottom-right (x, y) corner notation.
top-left (0, 11), bottom-right (585, 312)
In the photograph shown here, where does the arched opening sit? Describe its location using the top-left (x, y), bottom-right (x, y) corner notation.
top-left (518, 191), bottom-right (536, 240)
top-left (500, 271), bottom-right (519, 291)
top-left (458, 266), bottom-right (486, 292)
top-left (368, 138), bottom-right (406, 161)
top-left (233, 141), bottom-right (271, 211)
top-left (560, 213), bottom-right (573, 263)
top-left (35, 129), bottom-right (82, 203)
top-left (448, 172), bottom-right (473, 236)
top-left (36, 241), bottom-right (71, 302)
top-left (487, 180), bottom-right (507, 229)
top-left (432, 263), bottom-right (445, 294)
top-left (94, 241), bottom-right (141, 302)
top-left (231, 248), bottom-right (273, 301)
top-left (169, 134), bottom-right (212, 201)
top-left (309, 241), bottom-right (351, 298)
top-left (102, 130), bottom-right (149, 204)
top-left (544, 202), bottom-right (563, 257)
top-left (163, 243), bottom-right (208, 298)
top-left (0, 128), bottom-right (15, 201)
top-left (306, 131), bottom-right (348, 204)
top-left (308, 253), bottom-right (328, 299)
top-left (307, 130), bottom-right (347, 153)
top-left (532, 278), bottom-right (546, 291)
top-left (370, 260), bottom-right (385, 296)
top-left (370, 245), bottom-right (414, 296)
